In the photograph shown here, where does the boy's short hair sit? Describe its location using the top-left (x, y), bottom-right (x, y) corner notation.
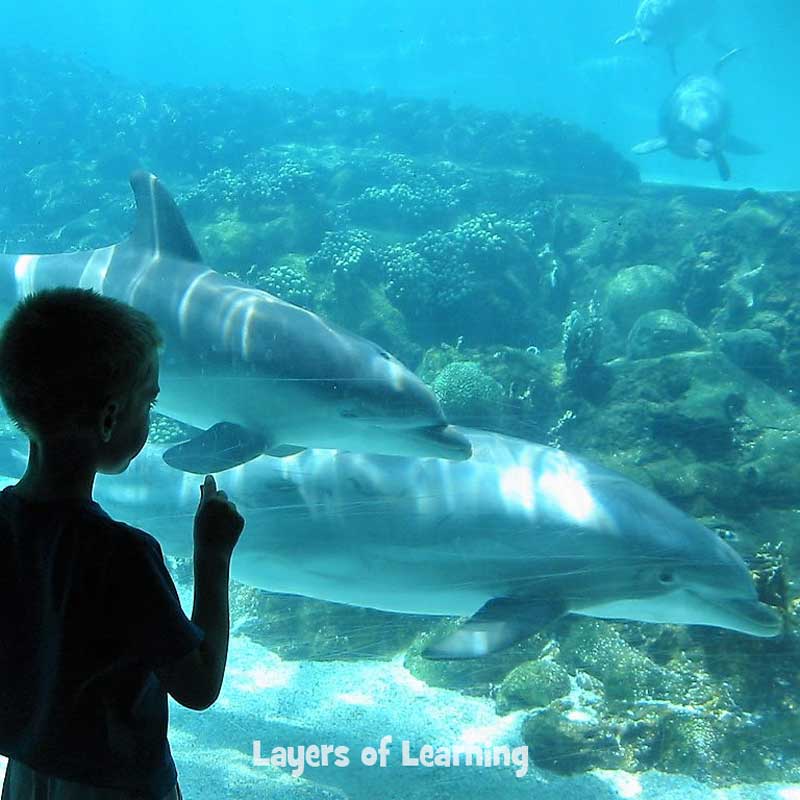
top-left (0, 288), bottom-right (162, 437)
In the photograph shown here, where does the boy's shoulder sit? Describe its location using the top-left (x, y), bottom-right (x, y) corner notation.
top-left (0, 486), bottom-right (164, 556)
top-left (94, 506), bottom-right (164, 555)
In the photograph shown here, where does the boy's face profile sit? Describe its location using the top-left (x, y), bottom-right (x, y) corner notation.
top-left (97, 350), bottom-right (160, 474)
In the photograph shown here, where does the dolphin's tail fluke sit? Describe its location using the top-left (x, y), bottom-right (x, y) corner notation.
top-left (715, 152), bottom-right (731, 181)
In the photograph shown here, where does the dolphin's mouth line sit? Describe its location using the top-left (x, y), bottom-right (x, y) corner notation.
top-left (686, 590), bottom-right (784, 637)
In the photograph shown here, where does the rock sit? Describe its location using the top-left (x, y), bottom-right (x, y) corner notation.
top-left (559, 620), bottom-right (684, 704)
top-left (627, 310), bottom-right (706, 360)
top-left (521, 707), bottom-right (623, 774)
top-left (719, 328), bottom-right (782, 380)
top-left (606, 264), bottom-right (679, 333)
top-left (495, 659), bottom-right (571, 713)
top-left (741, 428), bottom-right (800, 507)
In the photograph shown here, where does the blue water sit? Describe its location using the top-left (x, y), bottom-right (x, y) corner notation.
top-left (2, 0), bottom-right (798, 190)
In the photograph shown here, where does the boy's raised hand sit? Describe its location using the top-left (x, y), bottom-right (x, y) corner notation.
top-left (194, 474), bottom-right (245, 557)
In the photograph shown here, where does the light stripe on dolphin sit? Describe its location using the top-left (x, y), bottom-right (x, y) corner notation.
top-left (0, 172), bottom-right (471, 469)
top-left (0, 428), bottom-right (779, 658)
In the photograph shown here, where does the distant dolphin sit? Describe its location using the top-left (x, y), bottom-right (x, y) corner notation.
top-left (632, 49), bottom-right (761, 181)
top-left (0, 172), bottom-right (471, 469)
top-left (0, 428), bottom-right (780, 658)
top-left (615, 0), bottom-right (718, 73)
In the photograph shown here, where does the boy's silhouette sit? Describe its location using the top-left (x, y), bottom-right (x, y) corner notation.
top-left (0, 288), bottom-right (245, 799)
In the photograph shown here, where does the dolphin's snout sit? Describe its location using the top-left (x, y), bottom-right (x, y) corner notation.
top-left (421, 425), bottom-right (473, 461)
top-left (725, 598), bottom-right (784, 638)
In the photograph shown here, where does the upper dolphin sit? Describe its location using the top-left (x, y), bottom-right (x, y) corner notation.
top-left (615, 0), bottom-right (719, 73)
top-left (632, 49), bottom-right (761, 181)
top-left (0, 172), bottom-right (471, 469)
top-left (0, 428), bottom-right (779, 658)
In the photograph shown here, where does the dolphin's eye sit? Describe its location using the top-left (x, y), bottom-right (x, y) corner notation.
top-left (659, 571), bottom-right (675, 585)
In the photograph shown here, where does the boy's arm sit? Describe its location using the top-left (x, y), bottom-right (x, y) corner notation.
top-left (156, 476), bottom-right (244, 711)
top-left (155, 550), bottom-right (232, 711)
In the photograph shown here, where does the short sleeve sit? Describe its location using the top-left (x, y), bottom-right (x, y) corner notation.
top-left (104, 530), bottom-right (204, 670)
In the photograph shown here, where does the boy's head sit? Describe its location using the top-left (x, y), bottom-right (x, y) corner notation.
top-left (0, 289), bottom-right (162, 459)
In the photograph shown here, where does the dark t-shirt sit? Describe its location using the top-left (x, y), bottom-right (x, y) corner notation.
top-left (0, 486), bottom-right (204, 799)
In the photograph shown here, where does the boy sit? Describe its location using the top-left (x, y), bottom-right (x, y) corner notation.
top-left (0, 288), bottom-right (245, 799)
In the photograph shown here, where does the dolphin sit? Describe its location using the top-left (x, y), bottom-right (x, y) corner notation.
top-left (0, 171), bottom-right (471, 469)
top-left (0, 427), bottom-right (780, 658)
top-left (615, 0), bottom-right (718, 73)
top-left (632, 49), bottom-right (761, 181)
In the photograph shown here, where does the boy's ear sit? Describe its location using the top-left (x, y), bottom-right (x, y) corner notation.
top-left (99, 399), bottom-right (120, 442)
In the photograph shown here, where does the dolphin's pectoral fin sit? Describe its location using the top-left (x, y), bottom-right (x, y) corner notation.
top-left (614, 29), bottom-right (637, 46)
top-left (162, 422), bottom-right (267, 473)
top-left (715, 152), bottom-right (731, 181)
top-left (632, 137), bottom-right (668, 155)
top-left (125, 171), bottom-right (203, 262)
top-left (264, 444), bottom-right (306, 457)
top-left (422, 596), bottom-right (565, 660)
top-left (714, 48), bottom-right (743, 76)
top-left (726, 135), bottom-right (762, 156)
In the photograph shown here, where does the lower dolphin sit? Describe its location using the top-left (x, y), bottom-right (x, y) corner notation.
top-left (632, 48), bottom-right (761, 181)
top-left (0, 428), bottom-right (780, 658)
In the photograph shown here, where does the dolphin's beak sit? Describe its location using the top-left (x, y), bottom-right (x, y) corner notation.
top-left (420, 425), bottom-right (473, 461)
top-left (722, 598), bottom-right (784, 637)
top-left (698, 595), bottom-right (784, 638)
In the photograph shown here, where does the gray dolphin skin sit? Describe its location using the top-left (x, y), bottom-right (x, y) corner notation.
top-left (615, 0), bottom-right (718, 73)
top-left (0, 428), bottom-right (780, 658)
top-left (0, 172), bottom-right (471, 468)
top-left (632, 49), bottom-right (761, 181)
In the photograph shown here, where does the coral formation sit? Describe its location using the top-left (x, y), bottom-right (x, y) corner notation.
top-left (626, 309), bottom-right (706, 359)
top-left (605, 263), bottom-right (680, 333)
top-left (431, 361), bottom-right (504, 423)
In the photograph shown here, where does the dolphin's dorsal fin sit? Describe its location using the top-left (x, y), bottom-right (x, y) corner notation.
top-left (127, 171), bottom-right (203, 262)
top-left (714, 47), bottom-right (742, 76)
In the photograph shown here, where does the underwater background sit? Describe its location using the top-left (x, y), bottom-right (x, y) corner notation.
top-left (1, 1), bottom-right (800, 798)
top-left (2, 0), bottom-right (799, 190)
